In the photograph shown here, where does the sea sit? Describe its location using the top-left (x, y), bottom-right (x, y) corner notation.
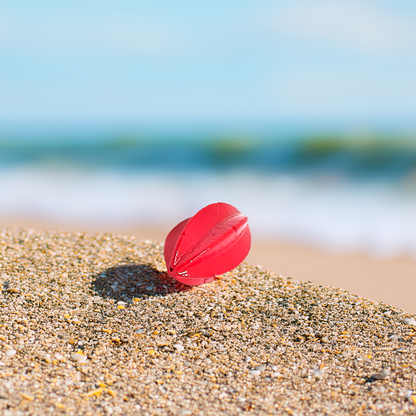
top-left (1, 131), bottom-right (416, 259)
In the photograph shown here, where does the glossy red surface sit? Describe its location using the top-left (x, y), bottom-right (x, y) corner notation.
top-left (164, 202), bottom-right (251, 285)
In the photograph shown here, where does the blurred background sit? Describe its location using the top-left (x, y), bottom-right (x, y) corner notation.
top-left (1, 1), bottom-right (416, 311)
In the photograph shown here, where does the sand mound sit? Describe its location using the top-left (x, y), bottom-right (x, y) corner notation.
top-left (1, 226), bottom-right (415, 415)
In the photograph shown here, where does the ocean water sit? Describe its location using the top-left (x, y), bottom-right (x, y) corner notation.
top-left (1, 137), bottom-right (416, 258)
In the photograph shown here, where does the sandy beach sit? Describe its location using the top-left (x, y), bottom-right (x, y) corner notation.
top-left (120, 227), bottom-right (416, 315)
top-left (2, 218), bottom-right (415, 314)
top-left (1, 224), bottom-right (416, 415)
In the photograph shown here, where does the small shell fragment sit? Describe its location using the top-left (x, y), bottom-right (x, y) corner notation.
top-left (370, 369), bottom-right (390, 380)
top-left (107, 389), bottom-right (117, 397)
top-left (70, 353), bottom-right (87, 363)
top-left (84, 388), bottom-right (103, 398)
top-left (5, 348), bottom-right (16, 358)
top-left (311, 368), bottom-right (325, 377)
top-left (173, 344), bottom-right (184, 352)
top-left (21, 393), bottom-right (34, 401)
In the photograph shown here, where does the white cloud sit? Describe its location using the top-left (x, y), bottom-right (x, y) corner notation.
top-left (264, 1), bottom-right (416, 55)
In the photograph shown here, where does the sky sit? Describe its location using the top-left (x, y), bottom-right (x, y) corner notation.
top-left (1, 0), bottom-right (416, 134)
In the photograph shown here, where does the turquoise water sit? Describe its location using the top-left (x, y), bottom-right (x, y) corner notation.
top-left (1, 135), bottom-right (416, 179)
top-left (1, 134), bottom-right (416, 258)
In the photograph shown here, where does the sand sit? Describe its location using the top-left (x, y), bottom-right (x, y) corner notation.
top-left (1, 225), bottom-right (416, 415)
top-left (2, 218), bottom-right (416, 315)
top-left (108, 227), bottom-right (416, 315)
top-left (245, 240), bottom-right (416, 316)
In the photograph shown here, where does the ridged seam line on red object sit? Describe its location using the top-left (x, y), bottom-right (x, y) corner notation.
top-left (169, 212), bottom-right (248, 275)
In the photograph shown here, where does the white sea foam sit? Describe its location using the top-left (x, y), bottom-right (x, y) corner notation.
top-left (1, 166), bottom-right (416, 259)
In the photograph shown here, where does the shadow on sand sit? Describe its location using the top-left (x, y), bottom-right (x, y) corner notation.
top-left (91, 263), bottom-right (191, 302)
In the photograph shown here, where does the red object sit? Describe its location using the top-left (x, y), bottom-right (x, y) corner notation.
top-left (164, 202), bottom-right (251, 286)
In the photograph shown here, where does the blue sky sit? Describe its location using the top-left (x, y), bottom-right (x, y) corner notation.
top-left (1, 0), bottom-right (415, 133)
